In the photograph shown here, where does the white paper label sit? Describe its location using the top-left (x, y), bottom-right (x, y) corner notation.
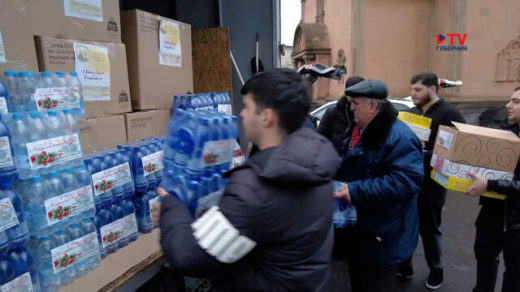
top-left (149, 196), bottom-right (161, 217)
top-left (217, 104), bottom-right (232, 115)
top-left (44, 186), bottom-right (94, 226)
top-left (51, 232), bottom-right (99, 274)
top-left (100, 214), bottom-right (138, 248)
top-left (0, 136), bottom-right (14, 168)
top-left (231, 141), bottom-right (245, 169)
top-left (437, 130), bottom-right (453, 150)
top-left (26, 134), bottom-right (82, 170)
top-left (0, 98), bottom-right (8, 114)
top-left (159, 19), bottom-right (182, 67)
top-left (141, 151), bottom-right (164, 177)
top-left (63, 0), bottom-right (103, 22)
top-left (73, 42), bottom-right (110, 101)
top-left (434, 171), bottom-right (448, 186)
top-left (0, 29), bottom-right (6, 63)
top-left (1, 272), bottom-right (33, 292)
top-left (195, 190), bottom-right (224, 219)
top-left (0, 198), bottom-right (19, 232)
top-left (34, 87), bottom-right (80, 111)
top-left (201, 140), bottom-right (235, 167)
top-left (91, 162), bottom-right (132, 197)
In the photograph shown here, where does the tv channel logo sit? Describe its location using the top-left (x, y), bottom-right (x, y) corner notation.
top-left (436, 34), bottom-right (467, 51)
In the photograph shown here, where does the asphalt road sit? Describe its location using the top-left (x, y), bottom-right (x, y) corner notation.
top-left (328, 190), bottom-right (506, 292)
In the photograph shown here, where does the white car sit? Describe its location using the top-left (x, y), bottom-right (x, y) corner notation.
top-left (311, 97), bottom-right (414, 126)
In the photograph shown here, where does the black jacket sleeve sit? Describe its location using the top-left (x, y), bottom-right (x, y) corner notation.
top-left (160, 182), bottom-right (262, 278)
top-left (317, 107), bottom-right (335, 140)
top-left (488, 179), bottom-right (520, 197)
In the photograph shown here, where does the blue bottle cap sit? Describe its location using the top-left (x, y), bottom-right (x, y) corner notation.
top-left (29, 112), bottom-right (41, 118)
top-left (55, 72), bottom-right (65, 77)
top-left (3, 71), bottom-right (13, 76)
top-left (69, 72), bottom-right (77, 77)
top-left (84, 158), bottom-right (92, 164)
top-left (41, 71), bottom-right (51, 77)
top-left (30, 176), bottom-right (41, 182)
top-left (62, 109), bottom-right (72, 114)
top-left (12, 113), bottom-right (23, 120)
top-left (63, 168), bottom-right (73, 173)
top-left (47, 110), bottom-right (58, 116)
top-left (48, 171), bottom-right (58, 178)
top-left (76, 164), bottom-right (86, 170)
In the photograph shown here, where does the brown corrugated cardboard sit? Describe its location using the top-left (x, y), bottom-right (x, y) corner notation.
top-left (433, 122), bottom-right (520, 172)
top-left (34, 36), bottom-right (131, 118)
top-left (121, 10), bottom-right (193, 110)
top-left (0, 1), bottom-right (39, 72)
top-left (27, 0), bottom-right (121, 43)
top-left (79, 115), bottom-right (127, 153)
top-left (124, 110), bottom-right (171, 142)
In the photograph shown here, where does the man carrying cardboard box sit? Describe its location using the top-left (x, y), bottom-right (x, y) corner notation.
top-left (398, 72), bottom-right (465, 290)
top-left (465, 86), bottom-right (520, 292)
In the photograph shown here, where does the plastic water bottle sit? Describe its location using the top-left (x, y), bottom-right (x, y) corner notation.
top-left (45, 111), bottom-right (62, 138)
top-left (7, 246), bottom-right (40, 291)
top-left (62, 109), bottom-right (79, 134)
top-left (27, 176), bottom-right (49, 237)
top-left (90, 211), bottom-right (106, 260)
top-left (0, 183), bottom-right (29, 247)
top-left (110, 195), bottom-right (128, 249)
top-left (21, 72), bottom-right (38, 112)
top-left (83, 158), bottom-right (100, 212)
top-left (27, 112), bottom-right (48, 142)
top-left (38, 71), bottom-right (54, 89)
top-left (60, 168), bottom-right (81, 224)
top-left (172, 112), bottom-right (197, 172)
top-left (164, 109), bottom-right (185, 170)
top-left (132, 187), bottom-right (153, 234)
top-left (37, 237), bottom-right (60, 292)
top-left (172, 95), bottom-right (180, 110)
top-left (187, 117), bottom-right (210, 179)
top-left (4, 70), bottom-right (23, 112)
top-left (68, 72), bottom-right (85, 120)
top-left (11, 113), bottom-right (30, 178)
top-left (52, 229), bottom-right (75, 285)
top-left (52, 72), bottom-right (67, 88)
top-left (92, 155), bottom-right (113, 205)
top-left (66, 223), bottom-right (87, 277)
top-left (99, 197), bottom-right (117, 254)
top-left (0, 114), bottom-right (18, 182)
top-left (74, 164), bottom-right (96, 218)
top-left (45, 171), bottom-right (66, 232)
top-left (80, 218), bottom-right (101, 269)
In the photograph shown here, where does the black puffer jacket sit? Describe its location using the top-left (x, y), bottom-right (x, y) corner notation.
top-left (160, 128), bottom-right (340, 291)
top-left (317, 97), bottom-right (354, 154)
top-left (487, 124), bottom-right (520, 232)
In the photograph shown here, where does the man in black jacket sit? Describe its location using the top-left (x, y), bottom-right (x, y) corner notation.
top-left (398, 72), bottom-right (466, 290)
top-left (465, 86), bottom-right (520, 292)
top-left (318, 76), bottom-right (365, 153)
top-left (155, 68), bottom-right (340, 291)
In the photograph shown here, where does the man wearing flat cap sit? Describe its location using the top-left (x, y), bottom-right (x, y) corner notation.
top-left (334, 80), bottom-right (424, 292)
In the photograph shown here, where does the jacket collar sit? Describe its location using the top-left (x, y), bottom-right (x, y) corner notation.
top-left (346, 101), bottom-right (398, 150)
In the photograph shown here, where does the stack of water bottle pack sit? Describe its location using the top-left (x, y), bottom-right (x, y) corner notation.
top-left (160, 108), bottom-right (238, 218)
top-left (172, 92), bottom-right (232, 115)
top-left (0, 70), bottom-right (85, 120)
top-left (332, 181), bottom-right (358, 228)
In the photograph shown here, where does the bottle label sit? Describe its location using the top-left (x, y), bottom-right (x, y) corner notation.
top-left (51, 232), bottom-right (99, 274)
top-left (44, 186), bottom-right (94, 227)
top-left (217, 104), bottom-right (232, 115)
top-left (0, 97), bottom-right (8, 114)
top-left (231, 141), bottom-right (246, 169)
top-left (200, 139), bottom-right (235, 167)
top-left (141, 151), bottom-right (164, 177)
top-left (0, 198), bottom-right (19, 232)
top-left (0, 272), bottom-right (33, 292)
top-left (195, 190), bottom-right (224, 219)
top-left (100, 214), bottom-right (138, 248)
top-left (91, 162), bottom-right (132, 197)
top-left (0, 136), bottom-right (14, 168)
top-left (149, 196), bottom-right (161, 217)
top-left (34, 87), bottom-right (80, 111)
top-left (26, 134), bottom-right (82, 170)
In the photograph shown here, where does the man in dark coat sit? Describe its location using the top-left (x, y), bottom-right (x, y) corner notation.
top-left (318, 76), bottom-right (365, 153)
top-left (154, 68), bottom-right (340, 291)
top-left (334, 80), bottom-right (424, 292)
top-left (465, 86), bottom-right (520, 292)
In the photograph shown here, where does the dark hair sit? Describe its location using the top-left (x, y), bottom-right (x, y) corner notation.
top-left (411, 72), bottom-right (439, 92)
top-left (515, 85), bottom-right (520, 92)
top-left (345, 76), bottom-right (365, 89)
top-left (241, 68), bottom-right (311, 134)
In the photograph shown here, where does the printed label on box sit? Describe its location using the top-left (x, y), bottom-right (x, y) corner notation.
top-left (201, 140), bottom-right (235, 167)
top-left (34, 87), bottom-right (80, 111)
top-left (217, 104), bottom-right (232, 115)
top-left (433, 171), bottom-right (448, 187)
top-left (141, 151), bottom-right (164, 177)
top-left (0, 29), bottom-right (5, 63)
top-left (51, 232), bottom-right (99, 274)
top-left (0, 272), bottom-right (33, 292)
top-left (149, 196), bottom-right (161, 217)
top-left (73, 42), bottom-right (110, 101)
top-left (0, 98), bottom-right (8, 114)
top-left (44, 186), bottom-right (94, 226)
top-left (26, 134), bottom-right (82, 170)
top-left (100, 214), bottom-right (137, 248)
top-left (159, 19), bottom-right (182, 67)
top-left (64, 0), bottom-right (103, 22)
top-left (0, 198), bottom-right (19, 232)
top-left (91, 162), bottom-right (132, 197)
top-left (437, 130), bottom-right (453, 150)
top-left (0, 137), bottom-right (14, 169)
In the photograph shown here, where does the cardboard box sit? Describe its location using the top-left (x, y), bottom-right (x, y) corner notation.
top-left (431, 169), bottom-right (506, 200)
top-left (433, 122), bottom-right (520, 172)
top-left (121, 10), bottom-right (193, 110)
top-left (79, 115), bottom-right (127, 153)
top-left (398, 112), bottom-right (431, 141)
top-left (34, 36), bottom-right (131, 118)
top-left (431, 153), bottom-right (514, 181)
top-left (125, 110), bottom-right (171, 142)
top-left (0, 1), bottom-right (39, 72)
top-left (27, 0), bottom-right (121, 43)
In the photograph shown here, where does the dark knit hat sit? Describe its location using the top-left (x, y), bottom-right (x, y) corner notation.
top-left (345, 79), bottom-right (388, 100)
top-left (345, 76), bottom-right (365, 90)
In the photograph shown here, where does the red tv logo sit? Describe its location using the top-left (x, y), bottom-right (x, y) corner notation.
top-left (437, 34), bottom-right (467, 45)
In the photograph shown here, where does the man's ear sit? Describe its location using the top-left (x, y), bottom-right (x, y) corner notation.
top-left (430, 85), bottom-right (437, 95)
top-left (261, 108), bottom-right (276, 128)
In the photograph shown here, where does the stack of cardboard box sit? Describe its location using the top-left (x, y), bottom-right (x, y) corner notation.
top-left (430, 122), bottom-right (520, 200)
top-left (398, 112), bottom-right (432, 142)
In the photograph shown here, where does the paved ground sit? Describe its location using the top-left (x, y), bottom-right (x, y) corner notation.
top-left (328, 190), bottom-right (506, 292)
